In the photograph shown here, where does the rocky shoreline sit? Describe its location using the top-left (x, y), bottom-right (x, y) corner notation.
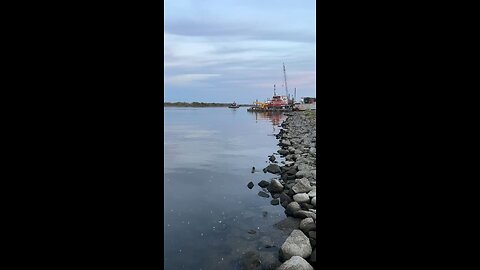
top-left (248, 111), bottom-right (317, 270)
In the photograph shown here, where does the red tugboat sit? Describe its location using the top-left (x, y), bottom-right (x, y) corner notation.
top-left (247, 63), bottom-right (294, 112)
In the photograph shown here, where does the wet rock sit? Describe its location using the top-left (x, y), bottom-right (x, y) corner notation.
top-left (300, 203), bottom-right (314, 210)
top-left (284, 161), bottom-right (295, 166)
top-left (285, 201), bottom-right (301, 216)
top-left (279, 192), bottom-right (292, 203)
top-left (277, 256), bottom-right (314, 270)
top-left (258, 180), bottom-right (270, 188)
top-left (273, 217), bottom-right (301, 234)
top-left (286, 168), bottom-right (298, 175)
top-left (251, 167), bottom-right (255, 173)
top-left (267, 179), bottom-right (284, 193)
top-left (281, 229), bottom-right (312, 260)
top-left (280, 139), bottom-right (291, 146)
top-left (278, 149), bottom-right (289, 156)
top-left (258, 191), bottom-right (270, 198)
top-left (271, 199), bottom-right (279, 205)
top-left (263, 164), bottom-right (281, 174)
top-left (299, 218), bottom-right (316, 233)
top-left (309, 248), bottom-right (316, 263)
top-left (269, 155), bottom-right (276, 162)
top-left (293, 193), bottom-right (310, 203)
top-left (247, 182), bottom-right (254, 189)
top-left (240, 251), bottom-right (262, 270)
top-left (295, 170), bottom-right (313, 179)
top-left (248, 229), bottom-right (257, 234)
top-left (280, 194), bottom-right (292, 208)
top-left (292, 178), bottom-right (313, 193)
top-left (272, 193), bottom-right (280, 199)
top-left (259, 251), bottom-right (282, 270)
top-left (294, 210), bottom-right (316, 220)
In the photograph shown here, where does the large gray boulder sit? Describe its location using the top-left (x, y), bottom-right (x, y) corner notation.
top-left (281, 230), bottom-right (312, 260)
top-left (299, 218), bottom-right (316, 233)
top-left (280, 193), bottom-right (293, 208)
top-left (292, 178), bottom-right (313, 193)
top-left (294, 210), bottom-right (316, 220)
top-left (311, 197), bottom-right (316, 207)
top-left (267, 179), bottom-right (284, 193)
top-left (280, 139), bottom-right (291, 146)
top-left (285, 201), bottom-right (301, 216)
top-left (277, 256), bottom-right (313, 270)
top-left (293, 193), bottom-right (310, 203)
top-left (297, 163), bottom-right (311, 171)
top-left (263, 164), bottom-right (281, 174)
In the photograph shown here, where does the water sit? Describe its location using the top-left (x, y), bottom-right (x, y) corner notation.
top-left (164, 107), bottom-right (290, 270)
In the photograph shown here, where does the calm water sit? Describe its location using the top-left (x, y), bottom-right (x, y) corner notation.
top-left (164, 107), bottom-right (290, 270)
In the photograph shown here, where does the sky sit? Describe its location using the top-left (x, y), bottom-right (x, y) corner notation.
top-left (164, 0), bottom-right (316, 104)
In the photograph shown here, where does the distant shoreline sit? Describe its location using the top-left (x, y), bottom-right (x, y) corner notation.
top-left (164, 102), bottom-right (250, 107)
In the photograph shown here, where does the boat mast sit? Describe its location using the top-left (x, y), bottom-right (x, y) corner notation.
top-left (283, 62), bottom-right (288, 100)
top-left (274, 84), bottom-right (276, 96)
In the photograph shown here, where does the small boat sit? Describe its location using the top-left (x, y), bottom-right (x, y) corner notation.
top-left (228, 102), bottom-right (240, 108)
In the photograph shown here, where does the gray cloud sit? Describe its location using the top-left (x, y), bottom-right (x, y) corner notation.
top-left (165, 20), bottom-right (315, 43)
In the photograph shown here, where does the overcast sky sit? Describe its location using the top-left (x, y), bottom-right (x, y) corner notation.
top-left (164, 0), bottom-right (316, 103)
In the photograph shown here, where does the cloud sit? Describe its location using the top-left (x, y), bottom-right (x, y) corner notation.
top-left (165, 20), bottom-right (315, 44)
top-left (165, 73), bottom-right (221, 85)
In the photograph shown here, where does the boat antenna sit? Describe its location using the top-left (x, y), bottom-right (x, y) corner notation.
top-left (274, 84), bottom-right (276, 96)
top-left (294, 88), bottom-right (296, 102)
top-left (283, 62), bottom-right (288, 99)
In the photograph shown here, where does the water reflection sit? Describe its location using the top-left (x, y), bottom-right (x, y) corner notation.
top-left (249, 111), bottom-right (285, 133)
top-left (165, 108), bottom-right (288, 270)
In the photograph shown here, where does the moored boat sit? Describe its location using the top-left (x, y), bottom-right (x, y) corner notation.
top-left (247, 63), bottom-right (295, 112)
top-left (228, 102), bottom-right (240, 108)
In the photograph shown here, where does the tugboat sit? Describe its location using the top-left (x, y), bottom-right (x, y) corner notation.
top-left (247, 63), bottom-right (294, 112)
top-left (228, 102), bottom-right (240, 108)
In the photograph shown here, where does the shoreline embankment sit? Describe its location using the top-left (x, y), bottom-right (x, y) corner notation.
top-left (248, 110), bottom-right (317, 269)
